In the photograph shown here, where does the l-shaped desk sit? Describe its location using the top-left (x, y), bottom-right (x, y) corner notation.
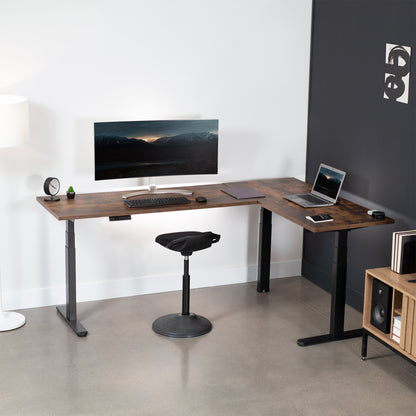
top-left (37, 178), bottom-right (394, 345)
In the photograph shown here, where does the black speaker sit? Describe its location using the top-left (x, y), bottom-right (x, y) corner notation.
top-left (370, 278), bottom-right (393, 333)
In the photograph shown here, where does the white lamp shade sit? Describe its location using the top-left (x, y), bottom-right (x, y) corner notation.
top-left (0, 95), bottom-right (29, 147)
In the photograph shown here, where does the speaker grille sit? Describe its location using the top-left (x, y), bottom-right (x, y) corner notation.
top-left (370, 279), bottom-right (392, 333)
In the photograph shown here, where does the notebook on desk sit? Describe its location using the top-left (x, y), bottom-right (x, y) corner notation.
top-left (222, 187), bottom-right (266, 200)
top-left (283, 163), bottom-right (346, 208)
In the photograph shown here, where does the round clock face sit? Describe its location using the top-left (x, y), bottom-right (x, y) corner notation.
top-left (44, 177), bottom-right (60, 196)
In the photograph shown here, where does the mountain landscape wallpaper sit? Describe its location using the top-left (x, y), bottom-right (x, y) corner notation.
top-left (94, 119), bottom-right (218, 180)
top-left (314, 166), bottom-right (344, 199)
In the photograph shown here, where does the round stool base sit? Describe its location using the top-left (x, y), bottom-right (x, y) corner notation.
top-left (152, 313), bottom-right (212, 338)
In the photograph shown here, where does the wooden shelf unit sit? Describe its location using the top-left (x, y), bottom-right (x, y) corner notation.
top-left (362, 267), bottom-right (416, 363)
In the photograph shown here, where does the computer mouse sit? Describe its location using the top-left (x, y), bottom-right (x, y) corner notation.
top-left (196, 196), bottom-right (207, 203)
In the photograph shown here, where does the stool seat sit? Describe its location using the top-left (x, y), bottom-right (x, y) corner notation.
top-left (155, 231), bottom-right (220, 256)
top-left (152, 230), bottom-right (220, 338)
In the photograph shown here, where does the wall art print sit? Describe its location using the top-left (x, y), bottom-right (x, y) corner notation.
top-left (384, 43), bottom-right (411, 104)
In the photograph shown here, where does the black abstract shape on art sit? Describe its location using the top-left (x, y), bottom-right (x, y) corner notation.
top-left (384, 45), bottom-right (410, 102)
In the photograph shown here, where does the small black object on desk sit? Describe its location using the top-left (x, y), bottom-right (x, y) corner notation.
top-left (196, 196), bottom-right (207, 203)
top-left (67, 186), bottom-right (75, 199)
top-left (367, 209), bottom-right (385, 219)
top-left (372, 211), bottom-right (385, 219)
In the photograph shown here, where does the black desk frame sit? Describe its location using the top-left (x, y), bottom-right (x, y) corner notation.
top-left (56, 220), bottom-right (88, 337)
top-left (58, 206), bottom-right (362, 348)
top-left (42, 179), bottom-right (391, 342)
top-left (58, 210), bottom-right (273, 337)
top-left (297, 230), bottom-right (362, 346)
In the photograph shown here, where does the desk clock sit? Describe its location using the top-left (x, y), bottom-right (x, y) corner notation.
top-left (43, 177), bottom-right (60, 201)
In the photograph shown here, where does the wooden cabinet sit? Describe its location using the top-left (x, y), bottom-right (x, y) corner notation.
top-left (362, 267), bottom-right (416, 363)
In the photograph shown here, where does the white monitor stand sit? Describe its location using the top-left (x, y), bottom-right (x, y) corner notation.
top-left (122, 185), bottom-right (193, 199)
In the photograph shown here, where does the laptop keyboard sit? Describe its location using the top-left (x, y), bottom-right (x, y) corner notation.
top-left (301, 194), bottom-right (327, 204)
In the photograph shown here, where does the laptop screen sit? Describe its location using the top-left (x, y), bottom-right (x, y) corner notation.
top-left (312, 164), bottom-right (346, 202)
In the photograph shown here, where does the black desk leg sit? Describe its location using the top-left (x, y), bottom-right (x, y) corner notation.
top-left (297, 230), bottom-right (362, 346)
top-left (56, 220), bottom-right (88, 337)
top-left (257, 207), bottom-right (272, 293)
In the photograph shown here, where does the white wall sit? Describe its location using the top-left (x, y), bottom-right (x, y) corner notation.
top-left (0, 0), bottom-right (312, 310)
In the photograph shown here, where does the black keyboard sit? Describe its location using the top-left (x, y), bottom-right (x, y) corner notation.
top-left (124, 196), bottom-right (191, 208)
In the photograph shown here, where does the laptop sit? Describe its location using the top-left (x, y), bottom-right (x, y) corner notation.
top-left (283, 163), bottom-right (346, 208)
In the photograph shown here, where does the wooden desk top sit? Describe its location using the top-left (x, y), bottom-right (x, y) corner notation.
top-left (36, 178), bottom-right (394, 233)
top-left (36, 183), bottom-right (257, 221)
top-left (228, 178), bottom-right (394, 232)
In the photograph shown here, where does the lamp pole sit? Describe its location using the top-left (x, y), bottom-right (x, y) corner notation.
top-left (0, 94), bottom-right (29, 331)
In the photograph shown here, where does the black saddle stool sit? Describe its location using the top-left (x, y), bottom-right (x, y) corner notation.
top-left (152, 231), bottom-right (221, 338)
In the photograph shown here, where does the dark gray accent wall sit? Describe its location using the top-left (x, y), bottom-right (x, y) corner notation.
top-left (303, 0), bottom-right (416, 311)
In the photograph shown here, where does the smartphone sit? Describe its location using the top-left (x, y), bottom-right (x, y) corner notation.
top-left (306, 214), bottom-right (333, 223)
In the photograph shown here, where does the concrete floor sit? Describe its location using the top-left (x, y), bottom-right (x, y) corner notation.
top-left (1, 276), bottom-right (416, 416)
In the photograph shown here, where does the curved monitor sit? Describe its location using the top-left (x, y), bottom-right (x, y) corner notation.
top-left (94, 119), bottom-right (218, 181)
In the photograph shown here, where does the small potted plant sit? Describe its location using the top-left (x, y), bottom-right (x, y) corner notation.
top-left (67, 186), bottom-right (75, 199)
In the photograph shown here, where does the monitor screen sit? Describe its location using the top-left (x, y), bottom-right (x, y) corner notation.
top-left (94, 119), bottom-right (218, 181)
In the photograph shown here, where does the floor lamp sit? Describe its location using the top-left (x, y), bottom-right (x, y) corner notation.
top-left (0, 94), bottom-right (29, 331)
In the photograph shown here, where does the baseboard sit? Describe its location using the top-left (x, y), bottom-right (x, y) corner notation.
top-left (4, 259), bottom-right (301, 311)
